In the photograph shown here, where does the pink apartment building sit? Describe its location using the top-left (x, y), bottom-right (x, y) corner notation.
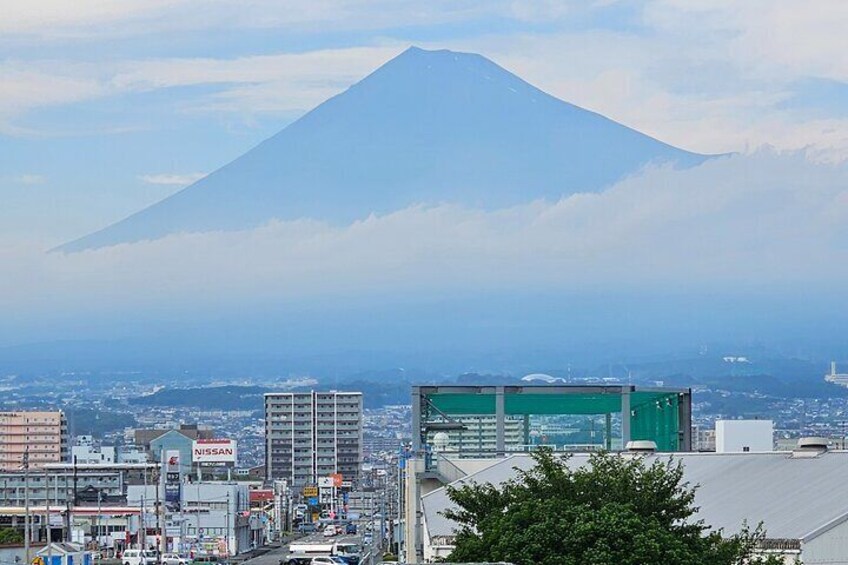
top-left (0, 411), bottom-right (68, 470)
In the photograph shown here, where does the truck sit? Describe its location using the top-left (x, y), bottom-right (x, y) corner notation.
top-left (280, 539), bottom-right (361, 565)
top-left (280, 540), bottom-right (338, 565)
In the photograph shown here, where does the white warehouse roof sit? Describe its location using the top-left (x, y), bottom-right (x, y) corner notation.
top-left (422, 450), bottom-right (848, 544)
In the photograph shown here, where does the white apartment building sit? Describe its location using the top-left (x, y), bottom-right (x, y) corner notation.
top-left (264, 391), bottom-right (363, 486)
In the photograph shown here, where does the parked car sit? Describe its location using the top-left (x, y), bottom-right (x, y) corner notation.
top-left (191, 555), bottom-right (219, 563)
top-left (323, 524), bottom-right (337, 537)
top-left (162, 554), bottom-right (187, 565)
top-left (122, 550), bottom-right (158, 565)
top-left (309, 558), bottom-right (347, 565)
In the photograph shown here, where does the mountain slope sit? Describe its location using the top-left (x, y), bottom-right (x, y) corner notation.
top-left (58, 46), bottom-right (711, 252)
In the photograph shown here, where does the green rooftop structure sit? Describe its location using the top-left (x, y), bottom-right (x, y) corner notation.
top-left (412, 384), bottom-right (692, 454)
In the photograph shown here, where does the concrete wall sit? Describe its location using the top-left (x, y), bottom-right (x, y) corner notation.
top-left (715, 420), bottom-right (774, 453)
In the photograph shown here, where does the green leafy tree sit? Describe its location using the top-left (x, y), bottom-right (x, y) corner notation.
top-left (444, 449), bottom-right (789, 565)
top-left (0, 527), bottom-right (24, 545)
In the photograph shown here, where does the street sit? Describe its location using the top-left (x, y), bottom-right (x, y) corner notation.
top-left (239, 544), bottom-right (291, 565)
top-left (241, 531), bottom-right (375, 565)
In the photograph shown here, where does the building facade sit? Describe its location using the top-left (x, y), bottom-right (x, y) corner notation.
top-left (264, 392), bottom-right (363, 486)
top-left (127, 482), bottom-right (254, 555)
top-left (715, 419), bottom-right (774, 453)
top-left (0, 411), bottom-right (68, 471)
top-left (412, 385), bottom-right (693, 457)
top-left (134, 425), bottom-right (214, 459)
top-left (0, 468), bottom-right (125, 507)
top-left (72, 436), bottom-right (117, 465)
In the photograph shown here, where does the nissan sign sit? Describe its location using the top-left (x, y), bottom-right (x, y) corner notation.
top-left (192, 439), bottom-right (237, 464)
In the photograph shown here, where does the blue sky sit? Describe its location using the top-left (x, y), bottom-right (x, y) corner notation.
top-left (2, 0), bottom-right (847, 243)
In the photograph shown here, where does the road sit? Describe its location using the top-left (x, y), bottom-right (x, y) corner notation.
top-left (244, 531), bottom-right (370, 565)
top-left (239, 545), bottom-right (290, 565)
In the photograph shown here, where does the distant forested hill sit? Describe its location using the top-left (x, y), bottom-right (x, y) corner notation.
top-left (129, 381), bottom-right (414, 410)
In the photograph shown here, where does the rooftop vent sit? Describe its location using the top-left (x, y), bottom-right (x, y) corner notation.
top-left (796, 437), bottom-right (829, 451)
top-left (792, 437), bottom-right (830, 458)
top-left (625, 440), bottom-right (658, 453)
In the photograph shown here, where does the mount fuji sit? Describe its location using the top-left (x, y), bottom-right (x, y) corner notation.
top-left (58, 46), bottom-right (712, 252)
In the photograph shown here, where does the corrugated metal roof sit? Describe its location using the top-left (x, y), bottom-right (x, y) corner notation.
top-left (422, 451), bottom-right (848, 542)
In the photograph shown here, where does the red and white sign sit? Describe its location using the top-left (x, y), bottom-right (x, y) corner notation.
top-left (192, 439), bottom-right (237, 463)
top-left (166, 450), bottom-right (181, 473)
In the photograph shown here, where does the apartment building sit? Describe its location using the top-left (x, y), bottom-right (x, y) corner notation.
top-left (426, 415), bottom-right (526, 456)
top-left (264, 391), bottom-right (363, 486)
top-left (0, 411), bottom-right (68, 470)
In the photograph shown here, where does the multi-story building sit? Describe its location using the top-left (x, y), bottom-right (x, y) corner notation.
top-left (0, 411), bottom-right (68, 470)
top-left (127, 481), bottom-right (255, 554)
top-left (264, 391), bottom-right (363, 486)
top-left (72, 435), bottom-right (117, 464)
top-left (133, 424), bottom-right (214, 457)
top-left (0, 468), bottom-right (125, 507)
top-left (131, 424), bottom-right (217, 476)
top-left (427, 415), bottom-right (526, 456)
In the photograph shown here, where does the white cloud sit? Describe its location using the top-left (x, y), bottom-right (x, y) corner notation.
top-left (0, 0), bottom-right (182, 36)
top-left (139, 173), bottom-right (207, 186)
top-left (450, 12), bottom-right (848, 158)
top-left (111, 46), bottom-right (402, 114)
top-left (0, 64), bottom-right (104, 130)
top-left (10, 174), bottom-right (47, 185)
top-left (0, 1), bottom-right (520, 39)
top-left (0, 46), bottom-right (404, 134)
top-left (2, 151), bottom-right (847, 318)
top-left (644, 1), bottom-right (848, 82)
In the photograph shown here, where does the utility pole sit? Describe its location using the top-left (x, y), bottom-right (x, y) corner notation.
top-left (225, 491), bottom-right (231, 563)
top-left (140, 494), bottom-right (145, 550)
top-left (155, 456), bottom-right (164, 562)
top-left (96, 489), bottom-right (103, 554)
top-left (63, 474), bottom-right (71, 543)
top-left (24, 449), bottom-right (30, 565)
top-left (45, 467), bottom-right (52, 565)
top-left (396, 454), bottom-right (403, 561)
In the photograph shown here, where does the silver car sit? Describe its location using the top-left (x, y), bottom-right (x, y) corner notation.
top-left (161, 554), bottom-right (188, 565)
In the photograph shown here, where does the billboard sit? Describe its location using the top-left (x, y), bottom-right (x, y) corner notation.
top-left (165, 450), bottom-right (181, 511)
top-left (192, 439), bottom-right (237, 464)
top-left (165, 450), bottom-right (181, 474)
top-left (165, 482), bottom-right (181, 510)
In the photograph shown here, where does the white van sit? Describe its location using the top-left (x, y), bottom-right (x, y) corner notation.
top-left (122, 549), bottom-right (158, 565)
